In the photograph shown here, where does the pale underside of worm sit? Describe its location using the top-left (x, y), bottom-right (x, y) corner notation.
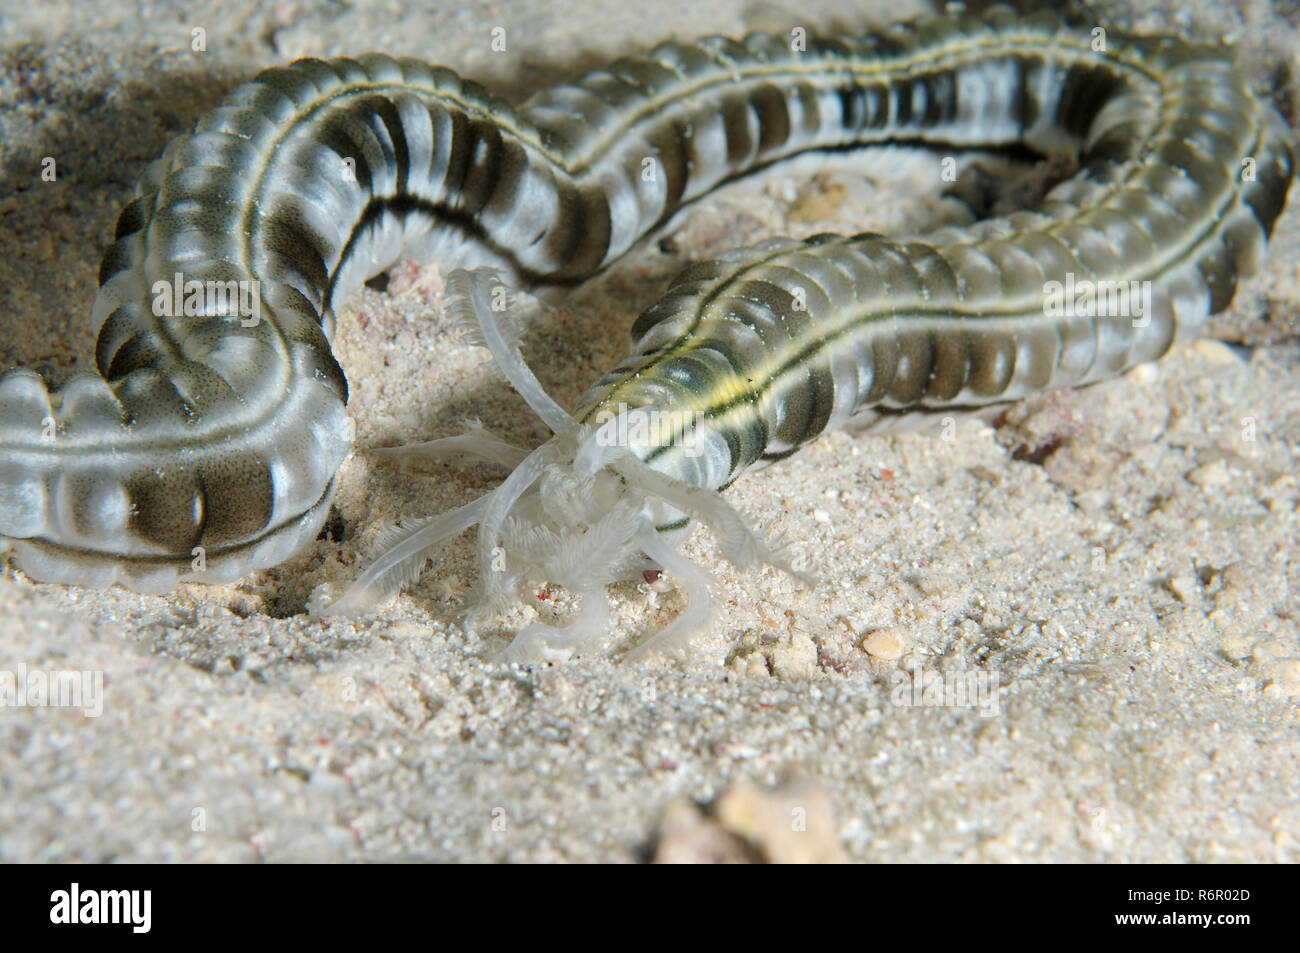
top-left (0, 7), bottom-right (1293, 659)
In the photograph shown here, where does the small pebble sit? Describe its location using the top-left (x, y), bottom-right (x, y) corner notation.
top-left (862, 628), bottom-right (908, 660)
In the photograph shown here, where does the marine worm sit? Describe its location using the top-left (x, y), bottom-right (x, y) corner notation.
top-left (0, 7), bottom-right (1292, 658)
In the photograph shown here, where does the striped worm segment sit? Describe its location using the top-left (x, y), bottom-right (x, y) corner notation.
top-left (0, 7), bottom-right (1292, 598)
top-left (572, 24), bottom-right (1294, 493)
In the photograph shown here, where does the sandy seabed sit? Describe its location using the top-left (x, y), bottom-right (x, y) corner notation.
top-left (0, 0), bottom-right (1297, 861)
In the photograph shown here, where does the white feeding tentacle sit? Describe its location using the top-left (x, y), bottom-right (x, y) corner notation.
top-left (607, 451), bottom-right (814, 586)
top-left (623, 520), bottom-right (718, 662)
top-left (370, 420), bottom-right (530, 470)
top-left (503, 585), bottom-right (612, 663)
top-left (443, 268), bottom-right (576, 435)
top-left (317, 495), bottom-right (488, 618)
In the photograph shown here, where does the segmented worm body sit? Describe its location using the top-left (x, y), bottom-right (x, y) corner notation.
top-left (1, 8), bottom-right (1292, 656)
